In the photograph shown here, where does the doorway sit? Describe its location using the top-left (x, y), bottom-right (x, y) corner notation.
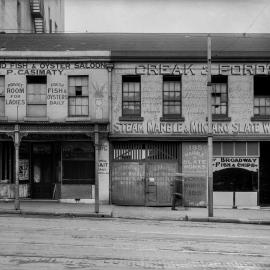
top-left (31, 143), bottom-right (53, 199)
top-left (260, 142), bottom-right (270, 205)
top-left (111, 142), bottom-right (180, 206)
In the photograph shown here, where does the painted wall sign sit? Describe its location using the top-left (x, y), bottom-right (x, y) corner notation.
top-left (213, 157), bottom-right (259, 172)
top-left (135, 63), bottom-right (270, 76)
top-left (183, 178), bottom-right (207, 207)
top-left (0, 62), bottom-right (106, 75)
top-left (113, 121), bottom-right (270, 136)
top-left (182, 143), bottom-right (207, 172)
top-left (98, 160), bottom-right (109, 174)
top-left (5, 82), bottom-right (25, 106)
top-left (47, 82), bottom-right (67, 105)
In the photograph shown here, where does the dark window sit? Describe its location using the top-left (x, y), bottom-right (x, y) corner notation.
top-left (214, 168), bottom-right (258, 191)
top-left (212, 75), bottom-right (228, 116)
top-left (26, 76), bottom-right (47, 117)
top-left (163, 76), bottom-right (181, 117)
top-left (122, 75), bottom-right (141, 117)
top-left (235, 142), bottom-right (246, 156)
top-left (62, 142), bottom-right (95, 184)
top-left (254, 76), bottom-right (270, 116)
top-left (222, 142), bottom-right (233, 156)
top-left (213, 142), bottom-right (222, 156)
top-left (0, 76), bottom-right (4, 117)
top-left (0, 142), bottom-right (14, 183)
top-left (68, 76), bottom-right (89, 117)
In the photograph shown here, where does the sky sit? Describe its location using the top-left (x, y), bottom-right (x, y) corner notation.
top-left (64, 0), bottom-right (270, 33)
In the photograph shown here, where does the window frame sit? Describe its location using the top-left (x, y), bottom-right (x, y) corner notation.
top-left (211, 75), bottom-right (228, 118)
top-left (162, 75), bottom-right (182, 119)
top-left (122, 75), bottom-right (141, 117)
top-left (253, 75), bottom-right (270, 118)
top-left (26, 76), bottom-right (47, 118)
top-left (68, 75), bottom-right (89, 117)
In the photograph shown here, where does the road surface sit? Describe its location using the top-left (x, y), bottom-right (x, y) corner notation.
top-left (0, 215), bottom-right (269, 269)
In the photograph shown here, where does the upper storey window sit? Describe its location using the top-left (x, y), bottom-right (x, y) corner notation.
top-left (254, 75), bottom-right (270, 117)
top-left (68, 76), bottom-right (89, 117)
top-left (211, 75), bottom-right (228, 118)
top-left (122, 75), bottom-right (141, 117)
top-left (26, 76), bottom-right (47, 117)
top-left (163, 75), bottom-right (181, 118)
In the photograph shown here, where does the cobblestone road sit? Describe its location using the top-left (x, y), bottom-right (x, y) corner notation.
top-left (0, 215), bottom-right (269, 269)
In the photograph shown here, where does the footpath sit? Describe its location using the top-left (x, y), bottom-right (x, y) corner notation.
top-left (0, 200), bottom-right (270, 225)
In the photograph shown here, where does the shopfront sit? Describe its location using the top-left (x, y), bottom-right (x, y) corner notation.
top-left (0, 56), bottom-right (111, 203)
top-left (111, 61), bottom-right (270, 207)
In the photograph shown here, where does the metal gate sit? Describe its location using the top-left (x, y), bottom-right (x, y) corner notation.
top-left (111, 142), bottom-right (180, 206)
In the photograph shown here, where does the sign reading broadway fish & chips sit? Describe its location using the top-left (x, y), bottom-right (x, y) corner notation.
top-left (213, 157), bottom-right (259, 172)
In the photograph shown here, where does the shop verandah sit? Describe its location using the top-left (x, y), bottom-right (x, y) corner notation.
top-left (0, 122), bottom-right (108, 206)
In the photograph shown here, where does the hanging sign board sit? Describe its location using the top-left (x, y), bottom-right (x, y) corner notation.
top-left (213, 157), bottom-right (259, 172)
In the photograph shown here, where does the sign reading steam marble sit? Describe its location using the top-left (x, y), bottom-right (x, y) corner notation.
top-left (113, 121), bottom-right (270, 135)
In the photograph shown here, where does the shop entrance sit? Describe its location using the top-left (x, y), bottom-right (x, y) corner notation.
top-left (111, 142), bottom-right (180, 206)
top-left (31, 143), bottom-right (54, 199)
top-left (260, 142), bottom-right (270, 205)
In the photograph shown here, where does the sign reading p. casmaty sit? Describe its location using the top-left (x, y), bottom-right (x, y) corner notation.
top-left (213, 157), bottom-right (259, 172)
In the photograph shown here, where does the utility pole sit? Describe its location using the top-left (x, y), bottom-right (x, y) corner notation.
top-left (207, 34), bottom-right (213, 217)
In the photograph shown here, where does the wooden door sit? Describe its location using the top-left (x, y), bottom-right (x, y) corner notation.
top-left (146, 162), bottom-right (178, 206)
top-left (112, 162), bottom-right (145, 205)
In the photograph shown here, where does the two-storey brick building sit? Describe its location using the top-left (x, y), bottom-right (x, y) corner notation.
top-left (109, 34), bottom-right (270, 208)
top-left (1, 33), bottom-right (270, 208)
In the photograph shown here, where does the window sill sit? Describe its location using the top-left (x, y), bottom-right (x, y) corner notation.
top-left (62, 179), bottom-right (94, 185)
top-left (119, 116), bottom-right (144, 122)
top-left (160, 116), bottom-right (185, 122)
top-left (24, 117), bottom-right (49, 122)
top-left (251, 116), bottom-right (270, 121)
top-left (66, 116), bottom-right (90, 122)
top-left (206, 116), bottom-right (231, 122)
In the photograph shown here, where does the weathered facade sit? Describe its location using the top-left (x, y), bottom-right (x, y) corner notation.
top-left (0, 41), bottom-right (111, 203)
top-left (1, 33), bottom-right (270, 207)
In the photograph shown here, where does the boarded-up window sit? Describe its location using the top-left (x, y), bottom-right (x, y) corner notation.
top-left (68, 76), bottom-right (89, 116)
top-left (26, 76), bottom-right (47, 117)
top-left (0, 76), bottom-right (4, 116)
top-left (62, 142), bottom-right (94, 184)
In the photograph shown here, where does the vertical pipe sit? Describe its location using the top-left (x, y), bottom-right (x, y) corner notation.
top-left (207, 35), bottom-right (213, 217)
top-left (14, 124), bottom-right (20, 210)
top-left (107, 64), bottom-right (114, 132)
top-left (94, 124), bottom-right (99, 213)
